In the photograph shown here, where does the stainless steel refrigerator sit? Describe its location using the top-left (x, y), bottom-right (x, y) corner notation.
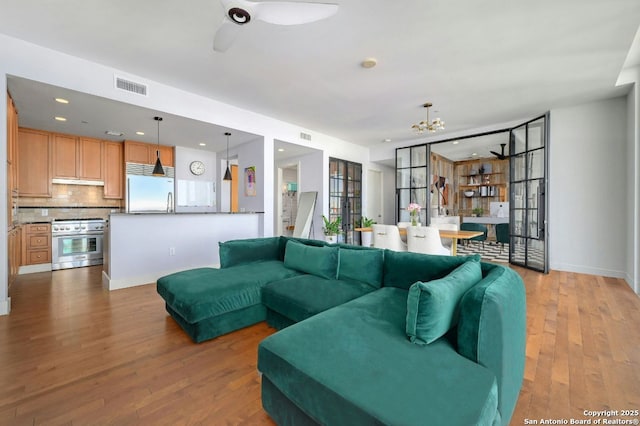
top-left (126, 175), bottom-right (174, 213)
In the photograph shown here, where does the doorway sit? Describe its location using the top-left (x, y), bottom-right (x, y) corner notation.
top-left (366, 169), bottom-right (383, 225)
top-left (329, 158), bottom-right (362, 245)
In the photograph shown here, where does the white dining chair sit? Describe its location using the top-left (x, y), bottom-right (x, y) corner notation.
top-left (430, 223), bottom-right (458, 255)
top-left (397, 222), bottom-right (420, 243)
top-left (372, 224), bottom-right (407, 251)
top-left (406, 225), bottom-right (450, 256)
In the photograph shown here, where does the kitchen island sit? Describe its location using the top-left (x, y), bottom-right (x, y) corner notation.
top-left (103, 212), bottom-right (263, 291)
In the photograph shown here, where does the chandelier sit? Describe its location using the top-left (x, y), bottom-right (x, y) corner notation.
top-left (411, 102), bottom-right (445, 133)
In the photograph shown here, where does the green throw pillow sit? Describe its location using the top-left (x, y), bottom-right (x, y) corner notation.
top-left (337, 247), bottom-right (384, 288)
top-left (406, 261), bottom-right (482, 345)
top-left (284, 240), bottom-right (339, 280)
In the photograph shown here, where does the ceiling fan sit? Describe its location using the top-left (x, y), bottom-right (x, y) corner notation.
top-left (214, 0), bottom-right (339, 52)
top-left (490, 143), bottom-right (510, 160)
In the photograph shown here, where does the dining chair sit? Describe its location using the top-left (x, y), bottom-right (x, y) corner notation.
top-left (460, 222), bottom-right (488, 248)
top-left (430, 223), bottom-right (458, 255)
top-left (372, 224), bottom-right (407, 251)
top-left (406, 225), bottom-right (449, 256)
top-left (495, 223), bottom-right (510, 251)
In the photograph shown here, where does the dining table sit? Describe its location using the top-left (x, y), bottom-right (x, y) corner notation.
top-left (355, 227), bottom-right (484, 256)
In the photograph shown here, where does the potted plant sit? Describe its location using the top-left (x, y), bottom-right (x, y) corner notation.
top-left (322, 215), bottom-right (342, 243)
top-left (472, 207), bottom-right (484, 217)
top-left (357, 216), bottom-right (376, 247)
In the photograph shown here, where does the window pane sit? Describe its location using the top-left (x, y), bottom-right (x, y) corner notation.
top-left (397, 169), bottom-right (410, 188)
top-left (527, 118), bottom-right (545, 150)
top-left (411, 167), bottom-right (427, 188)
top-left (411, 146), bottom-right (427, 167)
top-left (397, 148), bottom-right (410, 169)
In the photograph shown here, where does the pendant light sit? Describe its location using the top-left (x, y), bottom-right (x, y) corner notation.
top-left (223, 132), bottom-right (232, 181)
top-left (152, 116), bottom-right (165, 176)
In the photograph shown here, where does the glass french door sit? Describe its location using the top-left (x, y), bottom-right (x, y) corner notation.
top-left (509, 113), bottom-right (549, 272)
top-left (329, 158), bottom-right (362, 245)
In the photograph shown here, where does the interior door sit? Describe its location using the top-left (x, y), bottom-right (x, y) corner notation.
top-left (509, 114), bottom-right (549, 272)
top-left (329, 158), bottom-right (362, 244)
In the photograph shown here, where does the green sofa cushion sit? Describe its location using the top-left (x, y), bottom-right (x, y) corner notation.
top-left (278, 236), bottom-right (328, 260)
top-left (337, 246), bottom-right (384, 288)
top-left (156, 261), bottom-right (302, 323)
top-left (262, 274), bottom-right (376, 323)
top-left (458, 264), bottom-right (527, 424)
top-left (383, 249), bottom-right (480, 290)
top-left (219, 236), bottom-right (281, 268)
top-left (406, 261), bottom-right (482, 345)
top-left (284, 241), bottom-right (339, 280)
top-left (258, 287), bottom-right (499, 426)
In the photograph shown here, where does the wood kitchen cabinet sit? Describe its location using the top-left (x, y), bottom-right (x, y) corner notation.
top-left (124, 140), bottom-right (174, 167)
top-left (52, 134), bottom-right (103, 181)
top-left (103, 141), bottom-right (124, 199)
top-left (18, 128), bottom-right (52, 197)
top-left (22, 223), bottom-right (51, 265)
top-left (8, 226), bottom-right (22, 290)
top-left (7, 93), bottom-right (19, 226)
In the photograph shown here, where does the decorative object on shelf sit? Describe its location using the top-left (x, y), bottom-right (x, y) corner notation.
top-left (213, 0), bottom-right (339, 52)
top-left (223, 132), bottom-right (232, 181)
top-left (322, 215), bottom-right (342, 243)
top-left (244, 166), bottom-right (256, 196)
top-left (472, 207), bottom-right (484, 217)
top-left (407, 203), bottom-right (422, 226)
top-left (464, 190), bottom-right (475, 198)
top-left (152, 116), bottom-right (165, 176)
top-left (411, 102), bottom-right (445, 134)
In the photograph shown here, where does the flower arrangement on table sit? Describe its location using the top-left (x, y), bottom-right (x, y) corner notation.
top-left (407, 203), bottom-right (422, 226)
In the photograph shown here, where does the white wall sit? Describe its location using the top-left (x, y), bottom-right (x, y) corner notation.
top-left (105, 213), bottom-right (261, 290)
top-left (235, 138), bottom-right (265, 213)
top-left (174, 146), bottom-right (217, 213)
top-left (549, 97), bottom-right (628, 278)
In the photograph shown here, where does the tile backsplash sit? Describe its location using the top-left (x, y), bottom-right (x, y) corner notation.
top-left (18, 184), bottom-right (122, 222)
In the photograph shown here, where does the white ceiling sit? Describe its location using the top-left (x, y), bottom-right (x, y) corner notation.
top-left (2, 0), bottom-right (639, 152)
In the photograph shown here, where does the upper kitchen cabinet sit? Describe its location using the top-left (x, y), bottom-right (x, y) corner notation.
top-left (124, 140), bottom-right (174, 167)
top-left (103, 141), bottom-right (124, 199)
top-left (52, 134), bottom-right (103, 181)
top-left (7, 92), bottom-right (19, 195)
top-left (18, 128), bottom-right (51, 197)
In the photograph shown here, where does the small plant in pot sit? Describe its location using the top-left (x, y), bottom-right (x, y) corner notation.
top-left (357, 216), bottom-right (376, 247)
top-left (322, 215), bottom-right (342, 243)
top-left (472, 207), bottom-right (484, 217)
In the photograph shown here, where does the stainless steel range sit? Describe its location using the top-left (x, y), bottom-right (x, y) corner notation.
top-left (51, 219), bottom-right (106, 270)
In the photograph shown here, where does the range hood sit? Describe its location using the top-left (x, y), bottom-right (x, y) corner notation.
top-left (52, 178), bottom-right (105, 186)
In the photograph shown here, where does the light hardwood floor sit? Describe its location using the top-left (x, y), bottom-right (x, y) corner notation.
top-left (0, 265), bottom-right (638, 425)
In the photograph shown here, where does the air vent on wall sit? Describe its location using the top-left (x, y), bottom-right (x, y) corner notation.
top-left (115, 76), bottom-right (148, 96)
top-left (300, 132), bottom-right (312, 141)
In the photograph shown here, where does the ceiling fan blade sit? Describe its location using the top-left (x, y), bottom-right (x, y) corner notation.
top-left (254, 1), bottom-right (338, 25)
top-left (213, 19), bottom-right (241, 52)
top-left (490, 151), bottom-right (501, 157)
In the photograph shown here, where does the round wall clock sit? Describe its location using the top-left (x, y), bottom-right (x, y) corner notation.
top-left (189, 160), bottom-right (206, 175)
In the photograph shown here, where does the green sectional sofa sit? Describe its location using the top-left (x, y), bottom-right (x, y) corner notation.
top-left (156, 236), bottom-right (526, 425)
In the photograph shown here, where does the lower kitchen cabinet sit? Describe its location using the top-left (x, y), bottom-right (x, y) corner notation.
top-left (22, 223), bottom-right (51, 265)
top-left (8, 226), bottom-right (22, 290)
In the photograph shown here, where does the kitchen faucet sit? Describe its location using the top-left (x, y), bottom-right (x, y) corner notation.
top-left (167, 192), bottom-right (173, 213)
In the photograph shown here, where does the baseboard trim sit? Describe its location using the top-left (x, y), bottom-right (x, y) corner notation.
top-left (102, 263), bottom-right (220, 291)
top-left (19, 264), bottom-right (52, 274)
top-left (0, 297), bottom-right (11, 315)
top-left (550, 262), bottom-right (627, 280)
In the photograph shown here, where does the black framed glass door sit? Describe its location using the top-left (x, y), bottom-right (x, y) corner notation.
top-left (509, 113), bottom-right (549, 272)
top-left (329, 158), bottom-right (362, 244)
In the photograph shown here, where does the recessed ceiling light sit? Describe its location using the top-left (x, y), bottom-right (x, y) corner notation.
top-left (136, 131), bottom-right (145, 136)
top-left (383, 138), bottom-right (392, 143)
top-left (199, 143), bottom-right (206, 146)
top-left (54, 116), bottom-right (67, 122)
top-left (277, 148), bottom-right (285, 152)
top-left (55, 98), bottom-right (69, 104)
top-left (105, 130), bottom-right (124, 137)
top-left (471, 152), bottom-right (478, 156)
top-left (361, 58), bottom-right (377, 69)
top-left (452, 141), bottom-right (459, 145)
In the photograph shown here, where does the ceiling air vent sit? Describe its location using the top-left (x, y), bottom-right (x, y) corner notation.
top-left (115, 76), bottom-right (148, 96)
top-left (300, 132), bottom-right (312, 141)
